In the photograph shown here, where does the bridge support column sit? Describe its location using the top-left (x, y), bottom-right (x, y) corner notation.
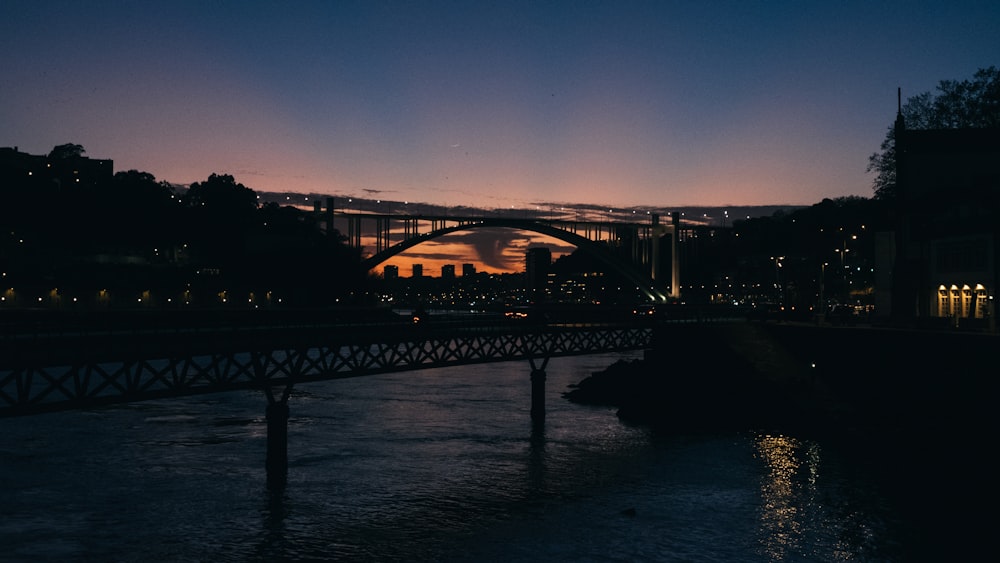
top-left (264, 385), bottom-right (293, 490)
top-left (671, 211), bottom-right (681, 300)
top-left (529, 357), bottom-right (549, 421)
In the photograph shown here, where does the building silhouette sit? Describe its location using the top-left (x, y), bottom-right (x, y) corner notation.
top-left (1, 146), bottom-right (112, 190)
top-left (888, 113), bottom-right (999, 329)
top-left (525, 247), bottom-right (552, 300)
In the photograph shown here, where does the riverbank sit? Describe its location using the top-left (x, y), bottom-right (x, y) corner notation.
top-left (564, 322), bottom-right (849, 435)
top-left (564, 321), bottom-right (996, 559)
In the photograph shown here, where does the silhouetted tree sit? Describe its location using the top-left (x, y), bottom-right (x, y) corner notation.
top-left (181, 173), bottom-right (259, 265)
top-left (97, 170), bottom-right (181, 250)
top-left (111, 170), bottom-right (177, 212)
top-left (868, 66), bottom-right (1000, 200)
top-left (48, 143), bottom-right (85, 159)
top-left (183, 173), bottom-right (257, 215)
top-left (242, 202), bottom-right (364, 305)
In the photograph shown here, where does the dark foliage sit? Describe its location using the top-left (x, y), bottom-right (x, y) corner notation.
top-left (1, 149), bottom-right (364, 309)
top-left (868, 66), bottom-right (999, 200)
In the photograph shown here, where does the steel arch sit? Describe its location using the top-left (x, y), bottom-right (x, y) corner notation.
top-left (361, 218), bottom-right (668, 301)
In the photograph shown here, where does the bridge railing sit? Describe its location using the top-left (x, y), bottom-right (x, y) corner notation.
top-left (0, 305), bottom-right (748, 417)
top-left (0, 314), bottom-right (655, 416)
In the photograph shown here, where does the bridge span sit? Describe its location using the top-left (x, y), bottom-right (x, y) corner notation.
top-left (331, 209), bottom-right (684, 301)
top-left (1, 307), bottom-right (741, 487)
top-left (0, 316), bottom-right (655, 418)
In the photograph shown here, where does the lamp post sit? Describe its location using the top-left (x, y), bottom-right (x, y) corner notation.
top-left (771, 256), bottom-right (784, 304)
top-left (818, 262), bottom-right (828, 323)
top-left (836, 235), bottom-right (856, 268)
top-left (835, 238), bottom-right (853, 301)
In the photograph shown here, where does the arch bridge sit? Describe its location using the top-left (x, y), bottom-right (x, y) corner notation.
top-left (333, 211), bottom-right (682, 302)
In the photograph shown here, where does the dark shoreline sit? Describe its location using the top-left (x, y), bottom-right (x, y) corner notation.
top-left (564, 322), bottom-right (996, 559)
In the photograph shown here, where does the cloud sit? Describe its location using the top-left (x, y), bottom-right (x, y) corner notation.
top-left (448, 228), bottom-right (572, 271)
top-left (467, 229), bottom-right (523, 270)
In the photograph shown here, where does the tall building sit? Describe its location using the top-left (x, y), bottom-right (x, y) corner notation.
top-left (462, 263), bottom-right (476, 277)
top-left (525, 247), bottom-right (552, 299)
top-left (441, 264), bottom-right (456, 279)
top-left (383, 265), bottom-right (399, 280)
top-left (412, 264), bottom-right (424, 278)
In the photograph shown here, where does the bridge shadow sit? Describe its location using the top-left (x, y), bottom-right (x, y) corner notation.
top-left (255, 487), bottom-right (291, 560)
top-left (528, 418), bottom-right (547, 496)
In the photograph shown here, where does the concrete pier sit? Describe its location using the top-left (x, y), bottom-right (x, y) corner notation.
top-left (530, 368), bottom-right (547, 420)
top-left (265, 401), bottom-right (290, 490)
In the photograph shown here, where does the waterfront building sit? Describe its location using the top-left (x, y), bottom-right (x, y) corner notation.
top-left (889, 115), bottom-right (999, 330)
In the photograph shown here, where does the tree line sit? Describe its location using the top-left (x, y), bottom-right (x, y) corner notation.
top-left (1, 164), bottom-right (364, 309)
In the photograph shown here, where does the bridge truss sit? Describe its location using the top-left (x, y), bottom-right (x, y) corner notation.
top-left (0, 321), bottom-right (651, 418)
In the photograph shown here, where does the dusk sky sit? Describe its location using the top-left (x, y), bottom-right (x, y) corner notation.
top-left (4, 1), bottom-right (997, 213)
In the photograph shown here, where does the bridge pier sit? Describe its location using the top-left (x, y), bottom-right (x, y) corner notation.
top-left (264, 385), bottom-right (293, 490)
top-left (529, 357), bottom-right (549, 421)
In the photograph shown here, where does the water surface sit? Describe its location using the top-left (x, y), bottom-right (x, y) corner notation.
top-left (2, 352), bottom-right (915, 561)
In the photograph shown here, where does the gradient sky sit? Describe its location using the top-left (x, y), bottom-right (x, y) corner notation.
top-left (4, 1), bottom-right (997, 212)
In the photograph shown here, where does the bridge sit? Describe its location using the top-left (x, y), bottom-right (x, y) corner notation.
top-left (0, 307), bottom-right (741, 487)
top-left (325, 207), bottom-right (685, 302)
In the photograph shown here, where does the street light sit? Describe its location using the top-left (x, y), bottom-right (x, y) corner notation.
top-left (834, 240), bottom-right (853, 301)
top-left (771, 256), bottom-right (784, 303)
top-left (836, 234), bottom-right (856, 268)
top-left (834, 246), bottom-right (850, 268)
top-left (818, 262), bottom-right (828, 321)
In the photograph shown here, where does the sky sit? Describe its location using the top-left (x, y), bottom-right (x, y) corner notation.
top-left (4, 1), bottom-right (998, 208)
top-left (2, 1), bottom-right (997, 276)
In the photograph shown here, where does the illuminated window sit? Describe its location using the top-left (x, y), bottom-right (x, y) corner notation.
top-left (975, 284), bottom-right (989, 319)
top-left (937, 285), bottom-right (949, 317)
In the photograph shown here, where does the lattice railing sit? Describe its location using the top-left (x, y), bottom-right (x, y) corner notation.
top-left (0, 324), bottom-right (651, 416)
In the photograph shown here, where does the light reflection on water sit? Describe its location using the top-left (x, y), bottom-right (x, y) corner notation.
top-left (1, 352), bottom-right (910, 561)
top-left (755, 434), bottom-right (810, 560)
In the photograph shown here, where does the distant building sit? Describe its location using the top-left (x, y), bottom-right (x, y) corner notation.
top-left (383, 265), bottom-right (399, 280)
top-left (525, 247), bottom-right (552, 299)
top-left (412, 264), bottom-right (424, 278)
top-left (462, 263), bottom-right (476, 277)
top-left (441, 264), bottom-right (455, 279)
top-left (888, 118), bottom-right (999, 330)
top-left (0, 146), bottom-right (113, 190)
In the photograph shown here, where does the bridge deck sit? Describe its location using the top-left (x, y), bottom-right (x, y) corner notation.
top-left (1, 306), bottom-right (744, 417)
top-left (1, 321), bottom-right (652, 417)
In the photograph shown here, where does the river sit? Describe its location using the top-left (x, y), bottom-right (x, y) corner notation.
top-left (1, 350), bottom-right (928, 561)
